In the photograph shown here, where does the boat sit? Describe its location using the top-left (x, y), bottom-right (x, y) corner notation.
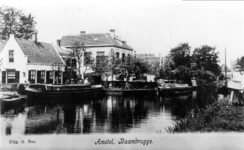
top-left (105, 88), bottom-right (155, 96)
top-left (1, 95), bottom-right (27, 112)
top-left (1, 95), bottom-right (22, 104)
top-left (157, 83), bottom-right (197, 96)
top-left (25, 84), bottom-right (105, 100)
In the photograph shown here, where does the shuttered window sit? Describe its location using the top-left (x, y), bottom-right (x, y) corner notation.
top-left (7, 71), bottom-right (15, 79)
top-left (30, 71), bottom-right (36, 80)
top-left (41, 71), bottom-right (45, 79)
top-left (49, 71), bottom-right (53, 79)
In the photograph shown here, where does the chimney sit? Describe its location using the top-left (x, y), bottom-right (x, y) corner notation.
top-left (80, 31), bottom-right (86, 34)
top-left (57, 39), bottom-right (61, 47)
top-left (110, 29), bottom-right (115, 39)
top-left (9, 34), bottom-right (15, 39)
top-left (32, 32), bottom-right (37, 43)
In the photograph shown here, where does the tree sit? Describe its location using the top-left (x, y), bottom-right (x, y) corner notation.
top-left (84, 51), bottom-right (95, 73)
top-left (0, 5), bottom-right (37, 40)
top-left (236, 56), bottom-right (244, 69)
top-left (69, 41), bottom-right (85, 80)
top-left (120, 55), bottom-right (149, 81)
top-left (51, 61), bottom-right (64, 84)
top-left (169, 43), bottom-right (191, 69)
top-left (192, 45), bottom-right (221, 76)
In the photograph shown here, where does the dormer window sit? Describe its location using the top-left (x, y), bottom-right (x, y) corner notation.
top-left (9, 50), bottom-right (14, 62)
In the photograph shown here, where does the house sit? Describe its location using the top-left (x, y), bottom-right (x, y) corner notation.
top-left (0, 34), bottom-right (65, 85)
top-left (58, 30), bottom-right (134, 73)
top-left (136, 53), bottom-right (161, 65)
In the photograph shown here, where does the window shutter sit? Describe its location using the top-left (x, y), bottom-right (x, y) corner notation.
top-left (28, 70), bottom-right (31, 82)
top-left (15, 71), bottom-right (20, 83)
top-left (2, 71), bottom-right (6, 83)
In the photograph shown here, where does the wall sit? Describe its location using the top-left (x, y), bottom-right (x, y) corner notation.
top-left (0, 35), bottom-right (28, 83)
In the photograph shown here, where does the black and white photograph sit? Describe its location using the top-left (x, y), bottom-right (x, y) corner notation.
top-left (0, 0), bottom-right (244, 149)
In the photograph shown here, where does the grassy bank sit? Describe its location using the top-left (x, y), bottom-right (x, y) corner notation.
top-left (167, 101), bottom-right (244, 133)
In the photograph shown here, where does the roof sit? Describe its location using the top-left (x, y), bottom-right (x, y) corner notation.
top-left (52, 44), bottom-right (71, 57)
top-left (0, 40), bottom-right (7, 53)
top-left (60, 33), bottom-right (133, 50)
top-left (15, 38), bottom-right (63, 65)
top-left (221, 64), bottom-right (231, 72)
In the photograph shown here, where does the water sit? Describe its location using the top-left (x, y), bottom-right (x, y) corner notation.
top-left (1, 89), bottom-right (214, 136)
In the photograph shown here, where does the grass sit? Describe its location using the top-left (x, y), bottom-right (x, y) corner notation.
top-left (166, 101), bottom-right (244, 133)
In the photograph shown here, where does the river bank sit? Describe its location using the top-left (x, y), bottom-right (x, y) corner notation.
top-left (167, 99), bottom-right (244, 133)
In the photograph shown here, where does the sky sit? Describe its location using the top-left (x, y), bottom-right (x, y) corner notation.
top-left (1, 0), bottom-right (244, 67)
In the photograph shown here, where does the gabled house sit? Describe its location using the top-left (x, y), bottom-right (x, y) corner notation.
top-left (58, 30), bottom-right (134, 73)
top-left (0, 34), bottom-right (65, 85)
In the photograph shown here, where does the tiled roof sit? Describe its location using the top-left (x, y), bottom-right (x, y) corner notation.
top-left (0, 39), bottom-right (7, 53)
top-left (52, 44), bottom-right (71, 57)
top-left (60, 33), bottom-right (133, 50)
top-left (15, 38), bottom-right (64, 65)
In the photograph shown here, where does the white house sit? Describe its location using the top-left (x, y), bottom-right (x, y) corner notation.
top-left (60, 30), bottom-right (133, 57)
top-left (58, 30), bottom-right (134, 74)
top-left (0, 34), bottom-right (65, 85)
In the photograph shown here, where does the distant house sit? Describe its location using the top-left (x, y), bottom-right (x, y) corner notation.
top-left (0, 34), bottom-right (65, 84)
top-left (136, 54), bottom-right (161, 65)
top-left (59, 30), bottom-right (134, 73)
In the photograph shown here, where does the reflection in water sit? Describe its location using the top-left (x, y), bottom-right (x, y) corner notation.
top-left (1, 90), bottom-right (213, 135)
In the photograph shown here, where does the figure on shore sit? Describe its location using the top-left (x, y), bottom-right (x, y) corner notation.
top-left (84, 77), bottom-right (90, 84)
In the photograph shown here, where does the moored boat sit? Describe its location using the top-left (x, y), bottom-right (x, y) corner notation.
top-left (25, 84), bottom-right (105, 100)
top-left (157, 84), bottom-right (197, 96)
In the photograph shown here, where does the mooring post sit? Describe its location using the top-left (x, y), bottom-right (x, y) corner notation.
top-left (229, 90), bottom-right (234, 105)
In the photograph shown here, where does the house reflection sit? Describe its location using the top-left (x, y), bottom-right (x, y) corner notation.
top-left (1, 93), bottom-right (200, 135)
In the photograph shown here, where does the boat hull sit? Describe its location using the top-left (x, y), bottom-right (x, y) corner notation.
top-left (26, 87), bottom-right (105, 101)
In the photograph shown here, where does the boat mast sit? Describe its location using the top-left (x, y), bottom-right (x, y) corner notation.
top-left (225, 47), bottom-right (227, 86)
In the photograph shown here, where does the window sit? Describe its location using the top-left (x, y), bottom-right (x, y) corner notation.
top-left (116, 52), bottom-right (119, 58)
top-left (122, 53), bottom-right (125, 62)
top-left (30, 71), bottom-right (36, 80)
top-left (49, 71), bottom-right (53, 79)
top-left (97, 51), bottom-right (105, 56)
top-left (9, 50), bottom-right (14, 62)
top-left (41, 71), bottom-right (45, 79)
top-left (7, 71), bottom-right (15, 79)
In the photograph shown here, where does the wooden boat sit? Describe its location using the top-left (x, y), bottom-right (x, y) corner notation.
top-left (1, 95), bottom-right (22, 104)
top-left (157, 84), bottom-right (197, 96)
top-left (25, 84), bottom-right (105, 100)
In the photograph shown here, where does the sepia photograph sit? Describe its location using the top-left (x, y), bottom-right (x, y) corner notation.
top-left (0, 0), bottom-right (244, 149)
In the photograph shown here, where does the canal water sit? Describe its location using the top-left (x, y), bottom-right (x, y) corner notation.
top-left (1, 86), bottom-right (217, 136)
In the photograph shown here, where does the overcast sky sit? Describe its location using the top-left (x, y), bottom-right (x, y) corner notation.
top-left (1, 0), bottom-right (244, 66)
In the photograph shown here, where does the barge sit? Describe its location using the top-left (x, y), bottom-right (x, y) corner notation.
top-left (25, 84), bottom-right (105, 100)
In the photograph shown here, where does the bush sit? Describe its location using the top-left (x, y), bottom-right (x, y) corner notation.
top-left (167, 101), bottom-right (244, 133)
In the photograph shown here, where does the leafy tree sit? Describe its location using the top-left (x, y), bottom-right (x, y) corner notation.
top-left (84, 51), bottom-right (95, 73)
top-left (120, 55), bottom-right (149, 81)
top-left (51, 61), bottom-right (64, 84)
top-left (236, 56), bottom-right (244, 69)
top-left (0, 5), bottom-right (37, 40)
top-left (169, 43), bottom-right (191, 68)
top-left (192, 45), bottom-right (221, 76)
top-left (69, 41), bottom-right (86, 80)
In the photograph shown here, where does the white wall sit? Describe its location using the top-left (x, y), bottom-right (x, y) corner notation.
top-left (85, 46), bottom-right (133, 58)
top-left (0, 35), bottom-right (28, 83)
